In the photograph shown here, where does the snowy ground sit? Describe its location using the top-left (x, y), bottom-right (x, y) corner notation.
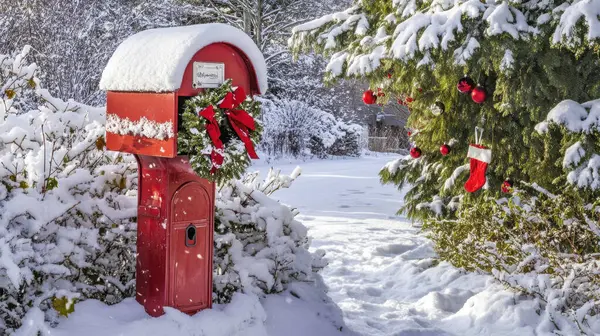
top-left (28, 155), bottom-right (550, 336)
top-left (269, 155), bottom-right (548, 336)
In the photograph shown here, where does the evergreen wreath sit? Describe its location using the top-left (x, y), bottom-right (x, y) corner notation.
top-left (178, 80), bottom-right (262, 185)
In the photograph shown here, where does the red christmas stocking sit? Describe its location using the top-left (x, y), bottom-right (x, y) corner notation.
top-left (464, 144), bottom-right (492, 193)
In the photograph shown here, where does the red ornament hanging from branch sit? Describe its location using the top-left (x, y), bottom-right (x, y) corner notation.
top-left (457, 76), bottom-right (475, 93)
top-left (471, 85), bottom-right (487, 104)
top-left (440, 144), bottom-right (450, 156)
top-left (363, 90), bottom-right (377, 105)
top-left (410, 147), bottom-right (422, 159)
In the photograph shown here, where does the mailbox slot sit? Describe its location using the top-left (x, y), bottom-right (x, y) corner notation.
top-left (185, 224), bottom-right (197, 247)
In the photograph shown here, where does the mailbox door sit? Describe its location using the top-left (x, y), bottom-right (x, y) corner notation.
top-left (169, 182), bottom-right (212, 311)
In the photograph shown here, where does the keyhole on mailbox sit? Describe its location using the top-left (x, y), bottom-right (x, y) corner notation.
top-left (185, 224), bottom-right (197, 247)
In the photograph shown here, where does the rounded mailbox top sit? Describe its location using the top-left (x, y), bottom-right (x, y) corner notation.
top-left (99, 23), bottom-right (268, 94)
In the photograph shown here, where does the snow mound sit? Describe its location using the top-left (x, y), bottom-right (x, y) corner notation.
top-left (15, 284), bottom-right (351, 336)
top-left (100, 23), bottom-right (268, 94)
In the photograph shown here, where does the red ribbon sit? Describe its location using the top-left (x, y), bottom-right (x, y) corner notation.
top-left (219, 87), bottom-right (259, 159)
top-left (199, 105), bottom-right (224, 173)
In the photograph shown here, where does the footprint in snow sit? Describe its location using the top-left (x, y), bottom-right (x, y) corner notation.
top-left (374, 243), bottom-right (417, 256)
top-left (366, 227), bottom-right (386, 232)
top-left (339, 205), bottom-right (351, 209)
top-left (365, 287), bottom-right (383, 297)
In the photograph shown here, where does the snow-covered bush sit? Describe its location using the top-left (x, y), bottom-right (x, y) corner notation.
top-left (258, 97), bottom-right (362, 158)
top-left (426, 189), bottom-right (600, 334)
top-left (0, 47), bottom-right (138, 332)
top-left (213, 168), bottom-right (326, 303)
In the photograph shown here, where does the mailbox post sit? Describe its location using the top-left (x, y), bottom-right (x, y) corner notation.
top-left (99, 23), bottom-right (267, 317)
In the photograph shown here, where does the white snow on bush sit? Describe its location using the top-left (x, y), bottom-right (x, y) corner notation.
top-left (106, 114), bottom-right (175, 140)
top-left (0, 46), bottom-right (139, 332)
top-left (100, 23), bottom-right (268, 94)
top-left (257, 97), bottom-right (363, 158)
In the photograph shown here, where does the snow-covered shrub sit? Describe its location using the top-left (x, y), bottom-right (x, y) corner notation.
top-left (213, 168), bottom-right (326, 303)
top-left (0, 47), bottom-right (138, 331)
top-left (258, 97), bottom-right (362, 158)
top-left (426, 189), bottom-right (600, 334)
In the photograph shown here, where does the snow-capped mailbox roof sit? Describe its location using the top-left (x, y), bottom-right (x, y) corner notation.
top-left (100, 23), bottom-right (268, 94)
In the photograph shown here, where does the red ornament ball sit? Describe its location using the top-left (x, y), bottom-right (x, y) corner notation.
top-left (387, 73), bottom-right (392, 79)
top-left (471, 85), bottom-right (487, 104)
top-left (501, 180), bottom-right (513, 193)
top-left (410, 147), bottom-right (422, 159)
top-left (406, 96), bottom-right (414, 103)
top-left (457, 76), bottom-right (475, 93)
top-left (440, 144), bottom-right (450, 156)
top-left (407, 131), bottom-right (412, 137)
top-left (362, 90), bottom-right (377, 105)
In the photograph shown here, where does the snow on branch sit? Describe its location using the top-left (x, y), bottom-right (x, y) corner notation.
top-left (535, 99), bottom-right (600, 134)
top-left (536, 99), bottom-right (600, 190)
top-left (291, 0), bottom-right (600, 78)
top-left (552, 0), bottom-right (600, 46)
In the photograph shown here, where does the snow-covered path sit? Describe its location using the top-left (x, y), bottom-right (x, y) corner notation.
top-left (268, 156), bottom-right (539, 336)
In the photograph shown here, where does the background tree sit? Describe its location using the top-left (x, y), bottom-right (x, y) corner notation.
top-left (0, 0), bottom-right (209, 105)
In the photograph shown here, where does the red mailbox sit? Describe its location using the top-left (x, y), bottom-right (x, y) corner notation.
top-left (100, 23), bottom-right (267, 317)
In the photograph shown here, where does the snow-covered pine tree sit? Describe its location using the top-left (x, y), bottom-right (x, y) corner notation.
top-left (289, 0), bottom-right (600, 218)
top-left (290, 1), bottom-right (600, 331)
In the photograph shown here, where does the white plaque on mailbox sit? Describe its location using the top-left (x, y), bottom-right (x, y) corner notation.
top-left (192, 62), bottom-right (225, 89)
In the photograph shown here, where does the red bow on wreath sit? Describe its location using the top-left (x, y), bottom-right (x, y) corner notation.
top-left (199, 105), bottom-right (224, 174)
top-left (218, 87), bottom-right (259, 159)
